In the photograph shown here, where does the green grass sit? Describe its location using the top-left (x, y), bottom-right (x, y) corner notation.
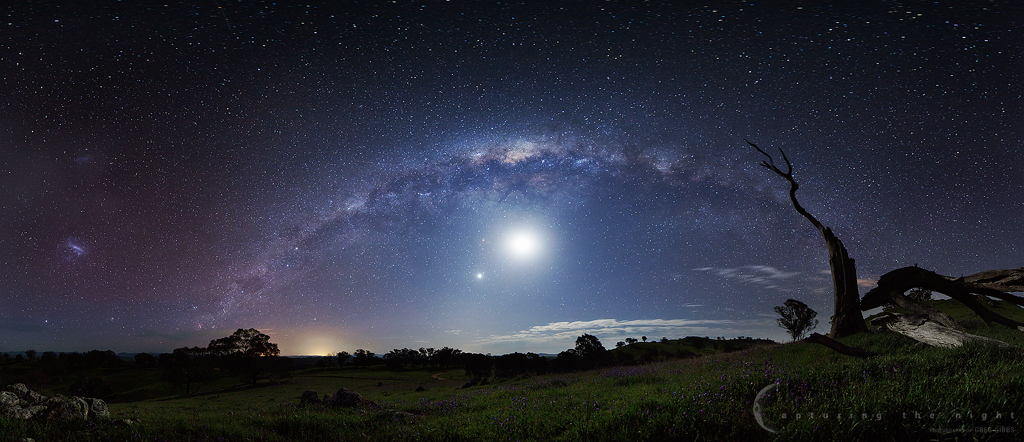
top-left (4, 301), bottom-right (1024, 441)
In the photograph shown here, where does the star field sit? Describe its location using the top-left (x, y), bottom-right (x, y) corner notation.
top-left (1, 1), bottom-right (1021, 355)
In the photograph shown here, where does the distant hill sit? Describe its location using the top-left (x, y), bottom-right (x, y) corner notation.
top-left (609, 336), bottom-right (776, 364)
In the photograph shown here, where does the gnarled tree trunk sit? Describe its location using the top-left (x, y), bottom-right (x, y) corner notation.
top-left (862, 266), bottom-right (1024, 330)
top-left (750, 141), bottom-right (868, 338)
top-left (863, 266), bottom-right (1024, 349)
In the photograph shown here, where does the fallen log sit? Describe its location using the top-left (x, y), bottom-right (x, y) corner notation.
top-left (802, 332), bottom-right (876, 358)
top-left (870, 313), bottom-right (1022, 350)
top-left (960, 267), bottom-right (1024, 293)
top-left (887, 289), bottom-right (962, 330)
top-left (861, 266), bottom-right (1024, 330)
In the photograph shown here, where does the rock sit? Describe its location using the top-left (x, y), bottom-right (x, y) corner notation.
top-left (415, 385), bottom-right (426, 392)
top-left (3, 404), bottom-right (35, 420)
top-left (299, 390), bottom-right (320, 406)
top-left (1, 384), bottom-right (109, 421)
top-left (40, 395), bottom-right (90, 421)
top-left (333, 388), bottom-right (363, 408)
top-left (0, 391), bottom-right (22, 408)
top-left (84, 397), bottom-right (111, 419)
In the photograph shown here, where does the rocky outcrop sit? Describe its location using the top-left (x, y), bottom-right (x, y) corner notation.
top-left (1, 384), bottom-right (110, 421)
top-left (333, 388), bottom-right (364, 408)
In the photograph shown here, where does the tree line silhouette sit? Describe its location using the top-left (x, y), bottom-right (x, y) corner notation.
top-left (2, 328), bottom-right (773, 400)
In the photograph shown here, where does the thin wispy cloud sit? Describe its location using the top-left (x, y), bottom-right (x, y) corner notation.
top-left (817, 270), bottom-right (878, 288)
top-left (694, 265), bottom-right (806, 291)
top-left (694, 266), bottom-right (877, 303)
top-left (479, 318), bottom-right (772, 346)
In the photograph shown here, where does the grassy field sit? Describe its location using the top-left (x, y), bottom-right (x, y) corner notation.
top-left (3, 301), bottom-right (1024, 441)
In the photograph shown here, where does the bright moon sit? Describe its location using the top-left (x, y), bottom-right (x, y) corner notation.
top-left (506, 230), bottom-right (541, 259)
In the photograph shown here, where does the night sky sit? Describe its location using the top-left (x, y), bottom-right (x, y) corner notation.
top-left (2, 1), bottom-right (1021, 356)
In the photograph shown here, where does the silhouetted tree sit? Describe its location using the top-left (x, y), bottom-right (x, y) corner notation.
top-left (163, 346), bottom-right (213, 396)
top-left (574, 334), bottom-right (608, 369)
top-left (494, 352), bottom-right (530, 377)
top-left (207, 328), bottom-right (282, 386)
top-left (615, 341), bottom-right (625, 348)
top-left (433, 347), bottom-right (462, 369)
top-left (526, 352), bottom-right (548, 375)
top-left (552, 350), bottom-right (583, 372)
top-left (775, 299), bottom-right (819, 341)
top-left (208, 328), bottom-right (279, 357)
top-left (383, 348), bottom-right (420, 370)
top-left (625, 337), bottom-right (638, 345)
top-left (415, 348), bottom-right (429, 367)
top-left (25, 349), bottom-right (36, 361)
top-left (462, 353), bottom-right (492, 377)
top-left (751, 141), bottom-right (868, 338)
top-left (82, 350), bottom-right (123, 367)
top-left (353, 349), bottom-right (376, 367)
top-left (336, 351), bottom-right (350, 368)
top-left (134, 352), bottom-right (158, 367)
top-left (642, 336), bottom-right (648, 342)
top-left (908, 288), bottom-right (933, 302)
top-left (315, 356), bottom-right (334, 370)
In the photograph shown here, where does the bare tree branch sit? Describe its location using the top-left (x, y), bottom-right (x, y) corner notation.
top-left (749, 140), bottom-right (867, 338)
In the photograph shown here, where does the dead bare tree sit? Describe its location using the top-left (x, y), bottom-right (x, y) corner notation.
top-left (749, 141), bottom-right (868, 339)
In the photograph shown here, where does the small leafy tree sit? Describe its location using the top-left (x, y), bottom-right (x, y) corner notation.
top-left (353, 349), bottom-right (376, 367)
top-left (162, 346), bottom-right (213, 396)
top-left (573, 333), bottom-right (608, 369)
top-left (433, 347), bottom-right (462, 369)
top-left (774, 299), bottom-right (819, 341)
top-left (207, 328), bottom-right (282, 385)
top-left (383, 348), bottom-right (420, 370)
top-left (907, 288), bottom-right (933, 302)
top-left (336, 351), bottom-right (350, 368)
top-left (883, 287), bottom-right (936, 311)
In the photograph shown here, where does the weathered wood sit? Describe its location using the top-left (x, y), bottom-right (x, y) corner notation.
top-left (749, 141), bottom-right (868, 339)
top-left (960, 267), bottom-right (1024, 292)
top-left (887, 289), bottom-right (963, 330)
top-left (803, 332), bottom-right (876, 358)
top-left (862, 266), bottom-right (1024, 329)
top-left (870, 313), bottom-right (1021, 350)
